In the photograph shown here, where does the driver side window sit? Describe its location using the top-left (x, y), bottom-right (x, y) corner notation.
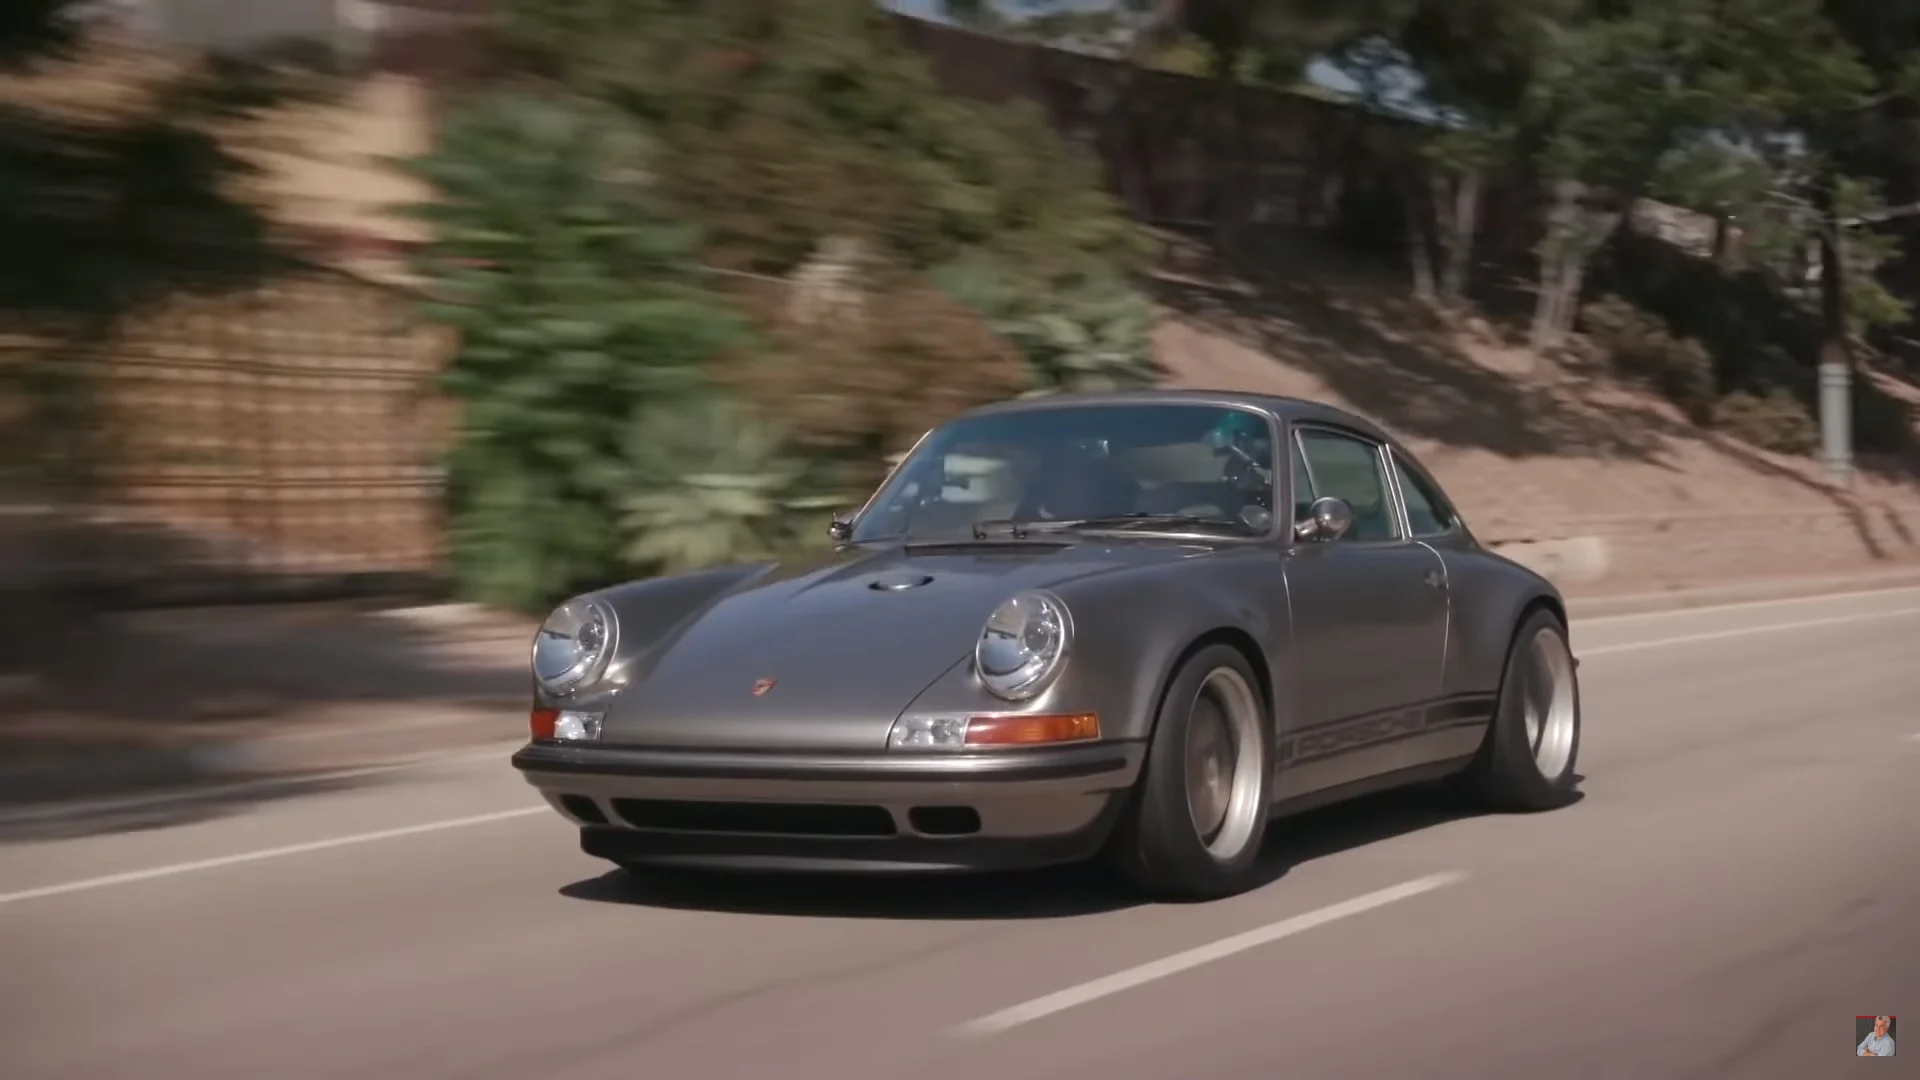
top-left (1296, 429), bottom-right (1403, 543)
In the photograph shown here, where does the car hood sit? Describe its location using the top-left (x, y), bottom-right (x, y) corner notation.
top-left (599, 539), bottom-right (1208, 751)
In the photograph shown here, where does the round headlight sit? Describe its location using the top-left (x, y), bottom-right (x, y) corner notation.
top-left (532, 597), bottom-right (617, 695)
top-left (975, 591), bottom-right (1072, 700)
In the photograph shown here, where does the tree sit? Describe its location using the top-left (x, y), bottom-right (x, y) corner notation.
top-left (1795, 1), bottom-right (1920, 439)
top-left (1510, 0), bottom-right (1874, 351)
top-left (1337, 0), bottom-right (1573, 307)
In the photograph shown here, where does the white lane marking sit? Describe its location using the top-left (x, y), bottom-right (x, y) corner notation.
top-left (954, 872), bottom-right (1467, 1038)
top-left (0, 806), bottom-right (545, 907)
top-left (1579, 584), bottom-right (1920, 625)
top-left (1580, 606), bottom-right (1920, 658)
top-left (0, 742), bottom-right (524, 828)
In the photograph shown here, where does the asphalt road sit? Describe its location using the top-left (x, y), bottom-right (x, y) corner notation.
top-left (4, 587), bottom-right (1918, 1080)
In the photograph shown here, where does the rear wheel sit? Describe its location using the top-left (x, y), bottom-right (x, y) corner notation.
top-left (1458, 607), bottom-right (1582, 811)
top-left (1107, 644), bottom-right (1272, 900)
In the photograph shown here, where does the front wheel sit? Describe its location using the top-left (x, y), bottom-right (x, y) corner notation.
top-left (1107, 644), bottom-right (1273, 901)
top-left (1458, 607), bottom-right (1582, 811)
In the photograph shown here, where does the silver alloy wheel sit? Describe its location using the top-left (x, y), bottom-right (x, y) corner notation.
top-left (1182, 666), bottom-right (1264, 862)
top-left (1521, 626), bottom-right (1577, 781)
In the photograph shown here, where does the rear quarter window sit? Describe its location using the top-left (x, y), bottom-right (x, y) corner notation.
top-left (1392, 454), bottom-right (1459, 536)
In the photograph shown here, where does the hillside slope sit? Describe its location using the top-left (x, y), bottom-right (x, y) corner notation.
top-left (1147, 240), bottom-right (1920, 590)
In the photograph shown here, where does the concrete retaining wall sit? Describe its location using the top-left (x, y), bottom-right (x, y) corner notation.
top-left (1481, 504), bottom-right (1920, 592)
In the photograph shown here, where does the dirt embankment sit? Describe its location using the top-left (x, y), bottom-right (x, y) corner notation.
top-left (1147, 241), bottom-right (1920, 592)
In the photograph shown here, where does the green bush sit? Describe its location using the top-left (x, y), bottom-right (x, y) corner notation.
top-left (502, 0), bottom-right (1157, 393)
top-left (1597, 232), bottom-right (1915, 457)
top-left (718, 265), bottom-right (1032, 492)
top-left (507, 0), bottom-right (1147, 280)
top-left (1710, 388), bottom-right (1819, 455)
top-left (1597, 232), bottom-right (1817, 395)
top-left (1580, 295), bottom-right (1717, 422)
top-left (406, 92), bottom-right (753, 611)
top-left (621, 396), bottom-right (844, 575)
top-left (932, 257), bottom-right (1161, 392)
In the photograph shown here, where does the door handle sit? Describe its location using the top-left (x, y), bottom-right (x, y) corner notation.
top-left (1422, 570), bottom-right (1446, 589)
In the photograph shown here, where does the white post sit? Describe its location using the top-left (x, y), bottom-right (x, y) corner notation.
top-left (1819, 359), bottom-right (1852, 487)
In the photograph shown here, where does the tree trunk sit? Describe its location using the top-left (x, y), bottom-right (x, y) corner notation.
top-left (1555, 250), bottom-right (1588, 338)
top-left (1430, 169), bottom-right (1481, 307)
top-left (1813, 177), bottom-right (1849, 375)
top-left (1530, 178), bottom-right (1618, 352)
top-left (1401, 170), bottom-right (1436, 303)
top-left (1529, 179), bottom-right (1580, 352)
top-left (1406, 204), bottom-right (1437, 303)
top-left (1529, 258), bottom-right (1561, 352)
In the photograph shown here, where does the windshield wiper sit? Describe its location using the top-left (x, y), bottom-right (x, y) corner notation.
top-left (973, 513), bottom-right (1253, 538)
top-left (1049, 512), bottom-right (1254, 534)
top-left (971, 518), bottom-right (1037, 539)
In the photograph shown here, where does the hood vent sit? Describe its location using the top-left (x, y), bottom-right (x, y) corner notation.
top-left (868, 571), bottom-right (935, 592)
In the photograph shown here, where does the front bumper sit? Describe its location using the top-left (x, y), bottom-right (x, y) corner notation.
top-left (511, 739), bottom-right (1144, 873)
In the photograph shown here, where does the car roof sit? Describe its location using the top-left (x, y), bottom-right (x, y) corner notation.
top-left (958, 389), bottom-right (1396, 445)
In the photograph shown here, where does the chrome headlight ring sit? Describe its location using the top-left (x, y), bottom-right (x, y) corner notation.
top-left (974, 590), bottom-right (1073, 701)
top-left (532, 596), bottom-right (618, 696)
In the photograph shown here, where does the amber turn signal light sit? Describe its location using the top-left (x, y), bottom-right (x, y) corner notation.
top-left (529, 707), bottom-right (559, 740)
top-left (963, 711), bottom-right (1100, 746)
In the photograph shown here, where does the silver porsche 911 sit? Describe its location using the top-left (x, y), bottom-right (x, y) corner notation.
top-left (511, 390), bottom-right (1582, 899)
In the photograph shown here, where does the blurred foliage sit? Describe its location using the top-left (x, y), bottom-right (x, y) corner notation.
top-left (498, 0), bottom-right (1157, 391)
top-left (1599, 229), bottom-right (1915, 456)
top-left (1852, 377), bottom-right (1918, 457)
top-left (504, 0), bottom-right (1147, 279)
top-left (1580, 294), bottom-right (1717, 424)
top-left (1829, 178), bottom-right (1913, 336)
top-left (1599, 232), bottom-right (1816, 391)
top-left (395, 0), bottom-right (1173, 604)
top-left (622, 395), bottom-right (844, 575)
top-left (1710, 387), bottom-right (1820, 455)
top-left (403, 93), bottom-right (753, 610)
top-left (933, 256), bottom-right (1160, 393)
top-left (718, 266), bottom-right (1031, 491)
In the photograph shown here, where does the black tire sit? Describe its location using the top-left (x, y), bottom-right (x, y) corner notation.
top-left (1457, 607), bottom-right (1582, 811)
top-left (1106, 643), bottom-right (1273, 901)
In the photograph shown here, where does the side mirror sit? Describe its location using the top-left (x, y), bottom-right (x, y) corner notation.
top-left (1293, 496), bottom-right (1353, 543)
top-left (828, 513), bottom-right (854, 543)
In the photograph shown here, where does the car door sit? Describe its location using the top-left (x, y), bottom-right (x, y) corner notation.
top-left (1277, 424), bottom-right (1451, 796)
top-left (1382, 446), bottom-right (1499, 763)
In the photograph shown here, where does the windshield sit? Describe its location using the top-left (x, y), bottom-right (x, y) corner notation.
top-left (850, 403), bottom-right (1278, 542)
